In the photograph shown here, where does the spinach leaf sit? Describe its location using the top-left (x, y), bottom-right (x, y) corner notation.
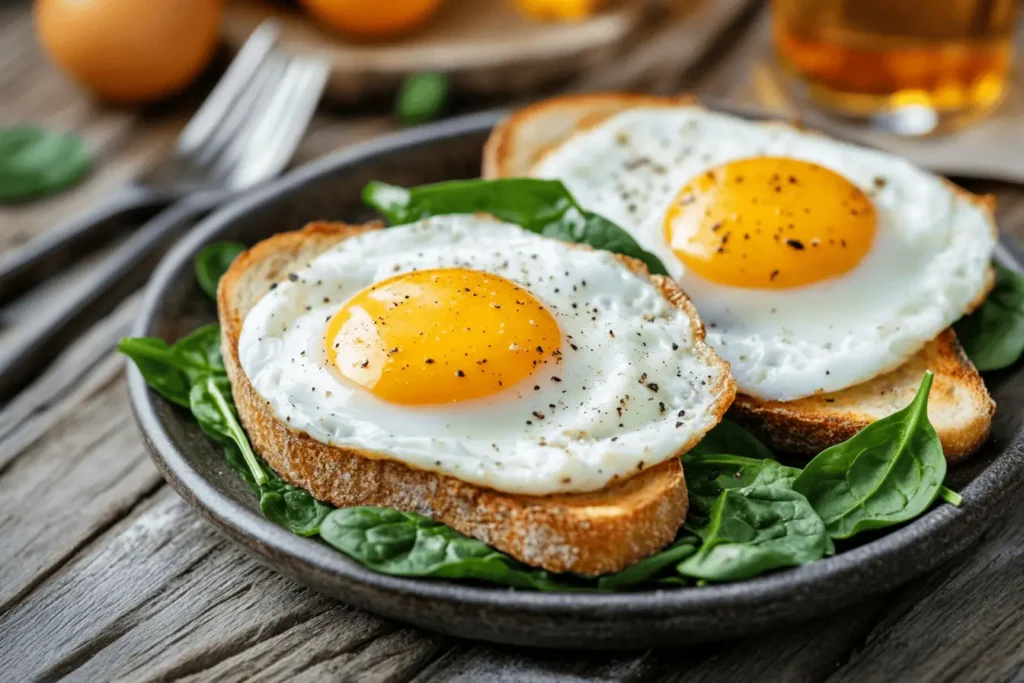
top-left (363, 178), bottom-right (668, 276)
top-left (0, 126), bottom-right (91, 203)
top-left (223, 442), bottom-right (260, 494)
top-left (174, 324), bottom-right (226, 372)
top-left (319, 506), bottom-right (569, 590)
top-left (676, 484), bottom-right (828, 581)
top-left (793, 372), bottom-right (946, 539)
top-left (189, 375), bottom-right (268, 487)
top-left (682, 453), bottom-right (801, 531)
top-left (955, 263), bottom-right (1024, 371)
top-left (189, 374), bottom-right (330, 535)
top-left (260, 467), bottom-right (333, 537)
top-left (396, 73), bottom-right (449, 126)
top-left (195, 241), bottom-right (246, 300)
top-left (687, 418), bottom-right (775, 460)
top-left (939, 486), bottom-right (963, 507)
top-left (117, 325), bottom-right (224, 407)
top-left (596, 535), bottom-right (699, 590)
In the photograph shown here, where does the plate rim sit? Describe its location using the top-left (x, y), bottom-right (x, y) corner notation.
top-left (127, 109), bottom-right (1024, 631)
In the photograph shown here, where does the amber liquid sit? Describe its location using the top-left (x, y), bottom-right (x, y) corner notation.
top-left (773, 0), bottom-right (1019, 133)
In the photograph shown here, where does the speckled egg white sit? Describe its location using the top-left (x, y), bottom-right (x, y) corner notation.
top-left (534, 106), bottom-right (996, 401)
top-left (238, 216), bottom-right (733, 496)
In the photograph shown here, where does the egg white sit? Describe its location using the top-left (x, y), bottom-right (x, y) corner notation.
top-left (238, 216), bottom-right (732, 496)
top-left (534, 106), bottom-right (996, 401)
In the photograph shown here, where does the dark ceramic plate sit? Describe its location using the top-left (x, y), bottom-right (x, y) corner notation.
top-left (128, 110), bottom-right (1024, 649)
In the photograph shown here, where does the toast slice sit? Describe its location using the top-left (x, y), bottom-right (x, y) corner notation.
top-left (219, 221), bottom-right (735, 575)
top-left (484, 93), bottom-right (995, 461)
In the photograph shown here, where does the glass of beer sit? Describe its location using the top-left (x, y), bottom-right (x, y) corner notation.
top-left (773, 0), bottom-right (1020, 135)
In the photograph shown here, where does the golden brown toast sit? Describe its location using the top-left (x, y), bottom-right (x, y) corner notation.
top-left (484, 92), bottom-right (996, 460)
top-left (219, 220), bottom-right (736, 575)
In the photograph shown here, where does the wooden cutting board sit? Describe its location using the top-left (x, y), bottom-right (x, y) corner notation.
top-left (221, 0), bottom-right (649, 103)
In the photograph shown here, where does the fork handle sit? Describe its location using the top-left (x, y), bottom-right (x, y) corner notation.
top-left (0, 185), bottom-right (174, 305)
top-left (0, 190), bottom-right (229, 402)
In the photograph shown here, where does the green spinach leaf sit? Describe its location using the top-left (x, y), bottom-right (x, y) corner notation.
top-left (687, 418), bottom-right (774, 460)
top-left (0, 126), bottom-right (91, 203)
top-left (260, 467), bottom-right (333, 537)
top-left (363, 178), bottom-right (668, 276)
top-left (195, 241), bottom-right (246, 300)
top-left (319, 506), bottom-right (569, 590)
top-left (189, 374), bottom-right (331, 535)
top-left (793, 372), bottom-right (946, 539)
top-left (223, 442), bottom-right (260, 494)
top-left (682, 453), bottom-right (801, 531)
top-left (597, 535), bottom-right (699, 590)
top-left (939, 486), bottom-right (963, 507)
top-left (396, 73), bottom-right (449, 126)
top-left (955, 263), bottom-right (1024, 371)
top-left (117, 325), bottom-right (224, 407)
top-left (189, 375), bottom-right (268, 488)
top-left (676, 484), bottom-right (828, 581)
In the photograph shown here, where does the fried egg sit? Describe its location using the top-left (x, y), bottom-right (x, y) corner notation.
top-left (534, 106), bottom-right (996, 402)
top-left (238, 216), bottom-right (733, 496)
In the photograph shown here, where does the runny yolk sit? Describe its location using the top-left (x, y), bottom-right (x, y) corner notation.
top-left (324, 268), bottom-right (561, 405)
top-left (663, 157), bottom-right (877, 289)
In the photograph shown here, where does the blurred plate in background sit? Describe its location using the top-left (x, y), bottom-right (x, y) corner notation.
top-left (221, 0), bottom-right (648, 103)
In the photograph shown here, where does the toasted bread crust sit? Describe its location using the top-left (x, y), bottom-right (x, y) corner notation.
top-left (485, 92), bottom-right (997, 460)
top-left (219, 221), bottom-right (736, 575)
top-left (483, 93), bottom-right (697, 180)
top-left (729, 330), bottom-right (994, 462)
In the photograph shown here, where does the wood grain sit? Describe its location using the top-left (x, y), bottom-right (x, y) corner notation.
top-left (0, 361), bottom-right (162, 615)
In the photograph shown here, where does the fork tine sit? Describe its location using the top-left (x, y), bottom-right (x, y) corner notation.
top-left (191, 53), bottom-right (288, 173)
top-left (222, 55), bottom-right (329, 190)
top-left (177, 21), bottom-right (279, 157)
top-left (206, 54), bottom-right (293, 184)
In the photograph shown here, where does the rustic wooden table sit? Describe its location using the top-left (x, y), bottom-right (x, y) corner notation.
top-left (2, 1), bottom-right (1024, 680)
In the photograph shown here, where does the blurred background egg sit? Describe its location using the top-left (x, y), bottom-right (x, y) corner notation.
top-left (298, 0), bottom-right (443, 39)
top-left (35, 0), bottom-right (222, 103)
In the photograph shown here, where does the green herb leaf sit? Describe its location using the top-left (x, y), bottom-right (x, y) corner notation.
top-left (596, 535), bottom-right (698, 590)
top-left (189, 375), bottom-right (267, 487)
top-left (223, 442), bottom-right (260, 494)
top-left (793, 372), bottom-right (946, 539)
top-left (687, 419), bottom-right (774, 460)
top-left (117, 325), bottom-right (224, 407)
top-left (955, 263), bottom-right (1024, 371)
top-left (363, 178), bottom-right (668, 276)
top-left (676, 484), bottom-right (828, 581)
top-left (939, 486), bottom-right (963, 507)
top-left (396, 73), bottom-right (449, 126)
top-left (0, 126), bottom-right (91, 203)
top-left (260, 467), bottom-right (333, 536)
top-left (195, 242), bottom-right (246, 301)
top-left (682, 453), bottom-right (801, 532)
top-left (319, 506), bottom-right (571, 589)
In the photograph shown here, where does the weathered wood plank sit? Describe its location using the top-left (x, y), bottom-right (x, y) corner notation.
top-left (0, 487), bottom-right (447, 683)
top-left (647, 604), bottom-right (884, 683)
top-left (413, 645), bottom-right (662, 683)
top-left (823, 500), bottom-right (1024, 683)
top-left (0, 365), bottom-right (162, 615)
top-left (0, 295), bottom-right (138, 457)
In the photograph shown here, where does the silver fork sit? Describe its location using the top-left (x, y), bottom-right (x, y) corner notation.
top-left (0, 23), bottom-right (329, 399)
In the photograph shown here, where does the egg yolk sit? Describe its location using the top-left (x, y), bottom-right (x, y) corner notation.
top-left (663, 157), bottom-right (877, 289)
top-left (324, 268), bottom-right (562, 405)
